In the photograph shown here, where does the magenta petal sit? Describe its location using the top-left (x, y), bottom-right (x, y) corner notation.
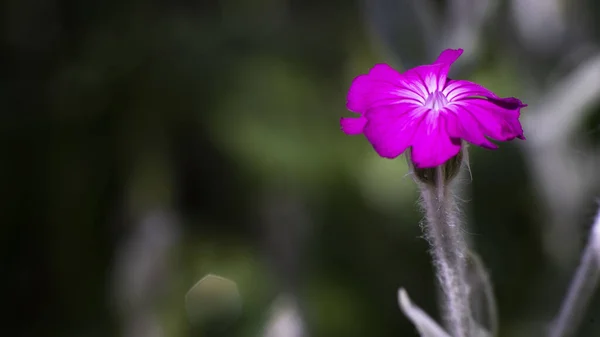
top-left (443, 79), bottom-right (497, 101)
top-left (486, 96), bottom-right (527, 111)
top-left (470, 97), bottom-right (525, 130)
top-left (347, 64), bottom-right (425, 113)
top-left (504, 116), bottom-right (526, 140)
top-left (405, 49), bottom-right (464, 95)
top-left (445, 106), bottom-right (498, 149)
top-left (434, 49), bottom-right (464, 65)
top-left (403, 64), bottom-right (446, 94)
top-left (454, 99), bottom-right (525, 141)
top-left (363, 104), bottom-right (425, 159)
top-left (340, 116), bottom-right (367, 135)
top-left (410, 114), bottom-right (461, 168)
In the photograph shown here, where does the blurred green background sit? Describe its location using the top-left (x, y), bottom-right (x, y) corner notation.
top-left (2, 0), bottom-right (600, 336)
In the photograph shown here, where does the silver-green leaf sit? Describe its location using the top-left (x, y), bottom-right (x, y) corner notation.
top-left (398, 288), bottom-right (452, 337)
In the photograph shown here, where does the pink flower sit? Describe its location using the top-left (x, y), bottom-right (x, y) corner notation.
top-left (340, 49), bottom-right (526, 168)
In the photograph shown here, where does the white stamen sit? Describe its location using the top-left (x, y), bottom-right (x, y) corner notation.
top-left (424, 91), bottom-right (449, 111)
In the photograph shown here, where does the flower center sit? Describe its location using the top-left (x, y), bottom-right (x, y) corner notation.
top-left (424, 91), bottom-right (449, 111)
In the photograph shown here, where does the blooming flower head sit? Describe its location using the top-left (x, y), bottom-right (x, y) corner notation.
top-left (340, 49), bottom-right (526, 168)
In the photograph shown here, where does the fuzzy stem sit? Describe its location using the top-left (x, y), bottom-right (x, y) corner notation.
top-left (419, 166), bottom-right (472, 337)
top-left (549, 207), bottom-right (600, 337)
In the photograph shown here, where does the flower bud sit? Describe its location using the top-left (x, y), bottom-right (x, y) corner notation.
top-left (408, 147), bottom-right (465, 186)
